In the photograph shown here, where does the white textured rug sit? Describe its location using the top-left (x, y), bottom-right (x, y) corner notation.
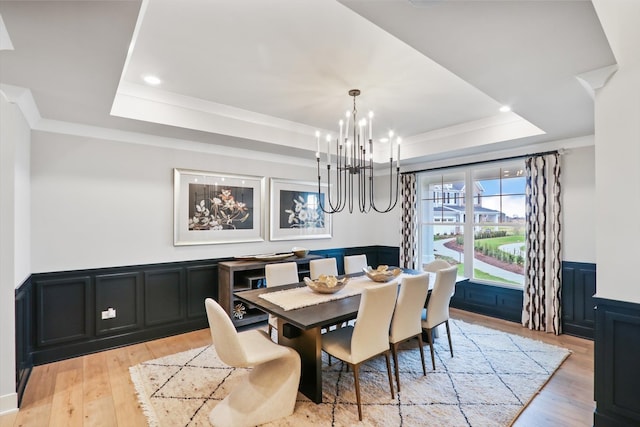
top-left (129, 319), bottom-right (570, 427)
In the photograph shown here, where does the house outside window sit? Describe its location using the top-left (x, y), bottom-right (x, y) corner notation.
top-left (418, 160), bottom-right (526, 288)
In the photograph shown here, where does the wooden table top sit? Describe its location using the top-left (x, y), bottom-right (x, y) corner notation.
top-left (235, 281), bottom-right (361, 330)
top-left (234, 268), bottom-right (431, 330)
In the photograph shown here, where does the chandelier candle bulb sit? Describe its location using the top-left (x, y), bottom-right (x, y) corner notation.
top-left (345, 111), bottom-right (350, 137)
top-left (368, 111), bottom-right (373, 140)
top-left (326, 134), bottom-right (331, 163)
top-left (397, 138), bottom-right (401, 167)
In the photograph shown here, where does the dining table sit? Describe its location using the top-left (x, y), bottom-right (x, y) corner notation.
top-left (234, 269), bottom-right (430, 403)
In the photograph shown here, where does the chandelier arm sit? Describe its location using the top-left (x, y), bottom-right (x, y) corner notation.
top-left (334, 141), bottom-right (345, 211)
top-left (318, 160), bottom-right (336, 214)
top-left (329, 162), bottom-right (347, 214)
top-left (334, 164), bottom-right (346, 212)
top-left (359, 144), bottom-right (371, 213)
top-left (371, 162), bottom-right (400, 213)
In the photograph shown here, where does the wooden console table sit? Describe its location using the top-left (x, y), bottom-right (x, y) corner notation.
top-left (218, 254), bottom-right (322, 327)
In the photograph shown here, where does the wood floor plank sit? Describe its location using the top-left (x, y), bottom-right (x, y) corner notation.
top-left (82, 397), bottom-right (117, 427)
top-left (104, 347), bottom-right (148, 427)
top-left (83, 352), bottom-right (111, 402)
top-left (0, 313), bottom-right (595, 427)
top-left (123, 342), bottom-right (155, 367)
top-left (82, 352), bottom-right (117, 426)
top-left (48, 359), bottom-right (83, 427)
top-left (18, 362), bottom-right (58, 408)
top-left (0, 412), bottom-right (17, 427)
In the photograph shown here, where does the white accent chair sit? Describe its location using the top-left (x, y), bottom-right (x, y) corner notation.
top-left (309, 257), bottom-right (338, 279)
top-left (389, 273), bottom-right (430, 391)
top-left (265, 262), bottom-right (299, 339)
top-left (344, 254), bottom-right (368, 275)
top-left (204, 298), bottom-right (301, 427)
top-left (421, 266), bottom-right (457, 370)
top-left (321, 281), bottom-right (398, 421)
top-left (424, 258), bottom-right (451, 273)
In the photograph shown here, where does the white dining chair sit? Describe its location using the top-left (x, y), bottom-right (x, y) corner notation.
top-left (344, 254), bottom-right (368, 275)
top-left (204, 298), bottom-right (300, 427)
top-left (310, 257), bottom-right (343, 334)
top-left (389, 273), bottom-right (430, 391)
top-left (321, 281), bottom-right (398, 421)
top-left (421, 265), bottom-right (457, 370)
top-left (424, 258), bottom-right (451, 273)
top-left (265, 262), bottom-right (299, 339)
top-left (309, 257), bottom-right (338, 279)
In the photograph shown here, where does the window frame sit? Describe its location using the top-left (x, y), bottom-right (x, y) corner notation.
top-left (417, 159), bottom-right (526, 289)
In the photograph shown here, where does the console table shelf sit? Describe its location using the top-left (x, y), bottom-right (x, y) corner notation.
top-left (218, 255), bottom-right (321, 327)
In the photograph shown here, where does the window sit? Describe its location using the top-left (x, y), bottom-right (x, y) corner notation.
top-left (418, 160), bottom-right (525, 288)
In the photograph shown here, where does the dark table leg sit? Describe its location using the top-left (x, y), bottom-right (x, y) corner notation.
top-left (277, 321), bottom-right (322, 403)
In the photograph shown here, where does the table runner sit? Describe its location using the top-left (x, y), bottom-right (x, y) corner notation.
top-left (258, 274), bottom-right (412, 311)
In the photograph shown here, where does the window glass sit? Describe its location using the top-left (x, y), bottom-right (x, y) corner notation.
top-left (419, 161), bottom-right (525, 288)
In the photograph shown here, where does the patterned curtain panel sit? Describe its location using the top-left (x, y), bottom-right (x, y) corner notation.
top-left (400, 173), bottom-right (419, 270)
top-left (522, 153), bottom-right (562, 334)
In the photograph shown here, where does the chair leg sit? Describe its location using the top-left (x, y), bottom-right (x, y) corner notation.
top-left (445, 320), bottom-right (453, 357)
top-left (416, 333), bottom-right (427, 376)
top-left (267, 324), bottom-right (272, 338)
top-left (426, 328), bottom-right (436, 370)
top-left (384, 351), bottom-right (395, 400)
top-left (390, 343), bottom-right (401, 392)
top-left (352, 363), bottom-right (362, 421)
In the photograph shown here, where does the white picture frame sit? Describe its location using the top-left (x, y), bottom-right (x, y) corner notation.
top-left (269, 178), bottom-right (332, 241)
top-left (174, 169), bottom-right (265, 246)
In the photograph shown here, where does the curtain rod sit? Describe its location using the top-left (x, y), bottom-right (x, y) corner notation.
top-left (400, 149), bottom-right (560, 175)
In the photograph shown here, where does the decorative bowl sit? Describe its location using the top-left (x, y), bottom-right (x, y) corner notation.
top-left (292, 247), bottom-right (309, 258)
top-left (363, 265), bottom-right (402, 283)
top-left (303, 275), bottom-right (349, 294)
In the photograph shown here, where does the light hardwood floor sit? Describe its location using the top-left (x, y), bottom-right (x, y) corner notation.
top-left (0, 309), bottom-right (594, 427)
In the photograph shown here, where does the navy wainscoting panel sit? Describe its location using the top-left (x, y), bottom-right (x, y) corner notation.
top-left (450, 280), bottom-right (523, 322)
top-left (35, 276), bottom-right (92, 346)
top-left (594, 298), bottom-right (640, 427)
top-left (95, 272), bottom-right (142, 336)
top-left (15, 278), bottom-right (33, 407)
top-left (19, 246), bottom-right (398, 373)
top-left (562, 261), bottom-right (596, 339)
top-left (144, 268), bottom-right (185, 326)
top-left (186, 264), bottom-right (218, 318)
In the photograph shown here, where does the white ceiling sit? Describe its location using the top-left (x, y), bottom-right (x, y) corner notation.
top-left (0, 0), bottom-right (615, 165)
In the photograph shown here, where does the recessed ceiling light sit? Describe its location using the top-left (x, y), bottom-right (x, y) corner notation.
top-left (143, 75), bottom-right (161, 86)
top-left (499, 105), bottom-right (511, 113)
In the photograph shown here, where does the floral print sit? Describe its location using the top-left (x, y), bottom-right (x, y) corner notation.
top-left (284, 195), bottom-right (324, 229)
top-left (189, 188), bottom-right (250, 230)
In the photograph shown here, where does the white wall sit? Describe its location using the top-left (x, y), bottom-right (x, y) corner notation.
top-left (593, 0), bottom-right (640, 304)
top-left (562, 145), bottom-right (596, 263)
top-left (30, 130), bottom-right (399, 273)
top-left (0, 94), bottom-right (30, 414)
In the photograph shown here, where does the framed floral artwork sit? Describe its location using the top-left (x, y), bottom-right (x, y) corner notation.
top-left (174, 169), bottom-right (265, 246)
top-left (269, 178), bottom-right (332, 241)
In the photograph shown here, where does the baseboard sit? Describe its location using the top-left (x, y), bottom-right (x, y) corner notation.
top-left (0, 392), bottom-right (18, 416)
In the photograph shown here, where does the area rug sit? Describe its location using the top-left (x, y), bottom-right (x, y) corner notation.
top-left (129, 319), bottom-right (570, 427)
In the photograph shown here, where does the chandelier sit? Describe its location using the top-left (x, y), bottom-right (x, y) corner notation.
top-left (315, 89), bottom-right (400, 214)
